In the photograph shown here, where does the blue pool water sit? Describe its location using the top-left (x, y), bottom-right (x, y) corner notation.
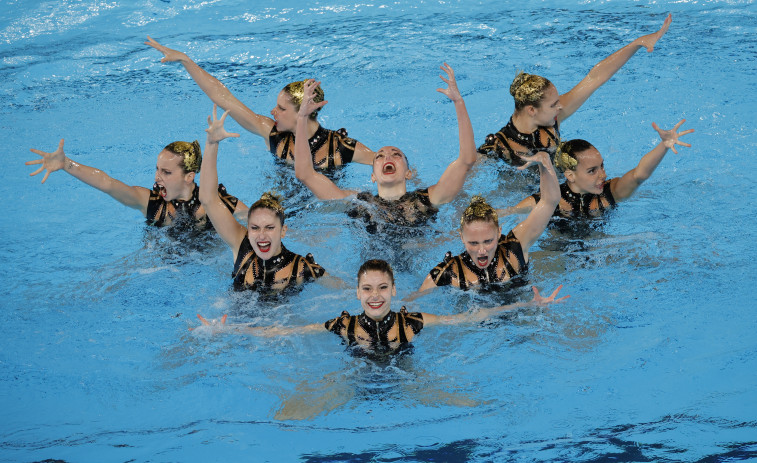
top-left (2, 0), bottom-right (756, 461)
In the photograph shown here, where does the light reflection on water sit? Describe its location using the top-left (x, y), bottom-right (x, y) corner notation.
top-left (2, 0), bottom-right (756, 461)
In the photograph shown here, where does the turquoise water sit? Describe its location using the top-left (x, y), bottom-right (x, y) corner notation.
top-left (2, 0), bottom-right (756, 461)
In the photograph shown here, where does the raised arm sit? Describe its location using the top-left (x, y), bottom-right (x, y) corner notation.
top-left (199, 105), bottom-right (245, 251)
top-left (423, 285), bottom-right (568, 326)
top-left (428, 63), bottom-right (477, 206)
top-left (293, 80), bottom-right (355, 200)
top-left (27, 139), bottom-right (150, 214)
top-left (511, 151), bottom-right (560, 258)
top-left (611, 119), bottom-right (693, 202)
top-left (145, 37), bottom-right (275, 142)
top-left (558, 14), bottom-right (672, 122)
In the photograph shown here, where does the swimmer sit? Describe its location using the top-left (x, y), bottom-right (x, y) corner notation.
top-left (200, 105), bottom-right (327, 292)
top-left (293, 64), bottom-right (477, 227)
top-left (507, 119), bottom-right (693, 219)
top-left (145, 37), bottom-right (375, 170)
top-left (195, 259), bottom-right (568, 350)
top-left (478, 14), bottom-right (673, 166)
top-left (26, 138), bottom-right (246, 230)
top-left (417, 150), bottom-right (560, 292)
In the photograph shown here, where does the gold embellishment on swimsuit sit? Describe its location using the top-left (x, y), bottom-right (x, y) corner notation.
top-left (165, 140), bottom-right (202, 173)
top-left (554, 143), bottom-right (578, 172)
top-left (460, 195), bottom-right (499, 227)
top-left (510, 72), bottom-right (550, 108)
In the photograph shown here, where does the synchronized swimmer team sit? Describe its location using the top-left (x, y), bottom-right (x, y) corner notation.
top-left (26, 14), bottom-right (692, 351)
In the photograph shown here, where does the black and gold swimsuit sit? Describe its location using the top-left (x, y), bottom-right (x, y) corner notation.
top-left (477, 117), bottom-right (560, 166)
top-left (531, 180), bottom-right (617, 219)
top-left (348, 188), bottom-right (438, 232)
top-left (231, 237), bottom-right (325, 292)
top-left (146, 183), bottom-right (238, 230)
top-left (269, 125), bottom-right (357, 169)
top-left (426, 231), bottom-right (528, 290)
top-left (324, 307), bottom-right (424, 348)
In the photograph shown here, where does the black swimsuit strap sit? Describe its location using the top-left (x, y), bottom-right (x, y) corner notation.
top-left (397, 309), bottom-right (408, 344)
top-left (347, 315), bottom-right (357, 345)
top-left (455, 256), bottom-right (468, 291)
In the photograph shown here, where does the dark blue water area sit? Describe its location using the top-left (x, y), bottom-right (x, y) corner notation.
top-left (2, 0), bottom-right (757, 461)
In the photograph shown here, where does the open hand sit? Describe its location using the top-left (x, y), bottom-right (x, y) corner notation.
top-left (206, 104), bottom-right (240, 144)
top-left (27, 139), bottom-right (67, 184)
top-left (652, 118), bottom-right (694, 154)
top-left (298, 79), bottom-right (328, 118)
top-left (531, 285), bottom-right (570, 305)
top-left (436, 62), bottom-right (462, 102)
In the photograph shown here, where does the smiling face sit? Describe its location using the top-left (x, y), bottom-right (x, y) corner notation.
top-left (564, 146), bottom-right (607, 195)
top-left (531, 84), bottom-right (563, 126)
top-left (154, 150), bottom-right (195, 201)
top-left (371, 146), bottom-right (410, 185)
top-left (357, 269), bottom-right (396, 321)
top-left (461, 220), bottom-right (502, 269)
top-left (247, 208), bottom-right (287, 260)
top-left (270, 91), bottom-right (298, 132)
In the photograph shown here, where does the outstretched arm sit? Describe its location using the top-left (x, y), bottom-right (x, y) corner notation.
top-left (198, 105), bottom-right (245, 251)
top-left (293, 79), bottom-right (355, 200)
top-left (558, 14), bottom-right (672, 122)
top-left (145, 36), bottom-right (275, 143)
top-left (193, 314), bottom-right (323, 337)
top-left (612, 119), bottom-right (693, 202)
top-left (428, 63), bottom-right (477, 206)
top-left (26, 139), bottom-right (150, 214)
top-left (511, 151), bottom-right (560, 258)
top-left (423, 285), bottom-right (568, 326)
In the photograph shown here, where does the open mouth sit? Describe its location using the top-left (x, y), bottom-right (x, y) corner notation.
top-left (257, 241), bottom-right (271, 253)
top-left (367, 301), bottom-right (384, 310)
top-left (154, 183), bottom-right (167, 198)
top-left (477, 256), bottom-right (489, 268)
top-left (382, 162), bottom-right (396, 174)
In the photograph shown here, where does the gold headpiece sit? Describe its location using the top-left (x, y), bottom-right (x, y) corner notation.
top-left (460, 195), bottom-right (499, 227)
top-left (510, 71), bottom-right (551, 108)
top-left (284, 80), bottom-right (325, 109)
top-left (164, 140), bottom-right (202, 173)
top-left (249, 192), bottom-right (286, 224)
top-left (554, 142), bottom-right (578, 172)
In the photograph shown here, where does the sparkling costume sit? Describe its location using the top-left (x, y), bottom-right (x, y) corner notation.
top-left (427, 231), bottom-right (527, 290)
top-left (231, 237), bottom-right (325, 291)
top-left (477, 118), bottom-right (560, 166)
top-left (269, 125), bottom-right (357, 169)
top-left (146, 183), bottom-right (237, 229)
top-left (348, 188), bottom-right (438, 232)
top-left (324, 307), bottom-right (424, 347)
top-left (531, 180), bottom-right (617, 218)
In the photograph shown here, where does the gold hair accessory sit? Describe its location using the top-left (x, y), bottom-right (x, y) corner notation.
top-left (255, 192), bottom-right (285, 216)
top-left (165, 140), bottom-right (201, 173)
top-left (460, 195), bottom-right (499, 227)
top-left (554, 143), bottom-right (578, 172)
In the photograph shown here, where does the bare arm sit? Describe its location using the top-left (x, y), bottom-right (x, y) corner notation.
top-left (27, 139), bottom-right (150, 214)
top-left (423, 285), bottom-right (568, 326)
top-left (145, 37), bottom-right (275, 142)
top-left (558, 14), bottom-right (672, 122)
top-left (351, 141), bottom-right (377, 165)
top-left (293, 80), bottom-right (356, 200)
top-left (199, 105), bottom-right (246, 252)
top-left (612, 119), bottom-right (693, 201)
top-left (428, 63), bottom-right (477, 206)
top-left (193, 314), bottom-right (324, 337)
top-left (511, 151), bottom-right (560, 258)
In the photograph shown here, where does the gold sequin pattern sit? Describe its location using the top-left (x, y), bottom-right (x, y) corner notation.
top-left (460, 195), bottom-right (499, 227)
top-left (164, 140), bottom-right (202, 173)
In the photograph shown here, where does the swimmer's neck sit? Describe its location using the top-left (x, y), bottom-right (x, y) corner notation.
top-left (173, 182), bottom-right (197, 202)
top-left (304, 118), bottom-right (320, 139)
top-left (376, 182), bottom-right (408, 201)
top-left (565, 181), bottom-right (589, 196)
top-left (511, 111), bottom-right (539, 134)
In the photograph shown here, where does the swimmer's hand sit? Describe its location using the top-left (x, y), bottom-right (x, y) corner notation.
top-left (635, 13), bottom-right (672, 52)
top-left (297, 79), bottom-right (328, 118)
top-left (206, 104), bottom-right (240, 144)
top-left (514, 150), bottom-right (552, 172)
top-left (145, 36), bottom-right (189, 63)
top-left (653, 119), bottom-right (693, 154)
top-left (27, 139), bottom-right (67, 184)
top-left (190, 314), bottom-right (228, 334)
top-left (530, 285), bottom-right (569, 305)
top-left (436, 62), bottom-right (462, 103)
